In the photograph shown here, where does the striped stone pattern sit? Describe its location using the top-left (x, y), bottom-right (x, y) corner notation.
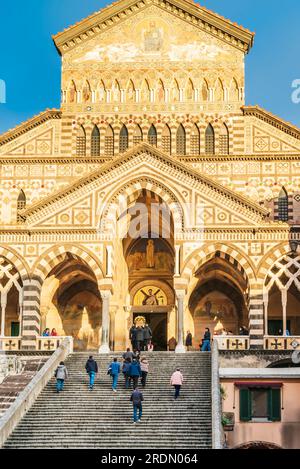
top-left (21, 276), bottom-right (43, 350)
top-left (248, 287), bottom-right (264, 349)
top-left (232, 116), bottom-right (245, 153)
top-left (69, 116), bottom-right (237, 158)
top-left (99, 177), bottom-right (184, 237)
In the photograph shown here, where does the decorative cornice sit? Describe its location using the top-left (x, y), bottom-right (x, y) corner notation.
top-left (243, 105), bottom-right (300, 140)
top-left (20, 143), bottom-right (268, 220)
top-left (0, 153), bottom-right (300, 165)
top-left (0, 109), bottom-right (61, 147)
top-left (53, 0), bottom-right (254, 55)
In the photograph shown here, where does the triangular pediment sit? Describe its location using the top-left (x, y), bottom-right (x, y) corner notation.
top-left (22, 143), bottom-right (269, 231)
top-left (53, 0), bottom-right (254, 56)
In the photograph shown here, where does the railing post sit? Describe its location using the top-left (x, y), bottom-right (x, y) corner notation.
top-left (211, 340), bottom-right (224, 449)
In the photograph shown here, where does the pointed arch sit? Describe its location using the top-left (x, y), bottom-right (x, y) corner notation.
top-left (275, 187), bottom-right (290, 222)
top-left (112, 80), bottom-right (121, 102)
top-left (126, 80), bottom-right (136, 103)
top-left (91, 125), bottom-right (100, 157)
top-left (119, 125), bottom-right (129, 153)
top-left (186, 78), bottom-right (194, 101)
top-left (162, 124), bottom-right (171, 154)
top-left (141, 79), bottom-right (150, 103)
top-left (82, 80), bottom-right (91, 103)
top-left (176, 124), bottom-right (186, 156)
top-left (76, 126), bottom-right (86, 156)
top-left (68, 80), bottom-right (77, 103)
top-left (17, 189), bottom-right (26, 224)
top-left (201, 80), bottom-right (209, 102)
top-left (133, 125), bottom-right (143, 146)
top-left (170, 79), bottom-right (180, 102)
top-left (105, 125), bottom-right (114, 156)
top-left (190, 124), bottom-right (200, 155)
top-left (214, 78), bottom-right (224, 102)
top-left (148, 125), bottom-right (157, 146)
top-left (219, 123), bottom-right (229, 155)
top-left (205, 124), bottom-right (215, 154)
top-left (97, 80), bottom-right (106, 103)
top-left (156, 79), bottom-right (165, 103)
top-left (230, 78), bottom-right (239, 102)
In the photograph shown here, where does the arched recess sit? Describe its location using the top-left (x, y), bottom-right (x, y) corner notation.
top-left (97, 177), bottom-right (185, 239)
top-left (82, 80), bottom-right (91, 103)
top-left (148, 125), bottom-right (157, 146)
top-left (176, 124), bottom-right (186, 155)
top-left (119, 125), bottom-right (129, 153)
top-left (263, 252), bottom-right (300, 336)
top-left (126, 80), bottom-right (136, 103)
top-left (219, 123), bottom-right (229, 155)
top-left (141, 79), bottom-right (150, 103)
top-left (105, 125), bottom-right (114, 156)
top-left (0, 256), bottom-right (24, 337)
top-left (190, 124), bottom-right (200, 155)
top-left (186, 79), bottom-right (194, 101)
top-left (161, 124), bottom-right (171, 154)
top-left (68, 80), bottom-right (77, 103)
top-left (214, 78), bottom-right (224, 102)
top-left (187, 251), bottom-right (251, 342)
top-left (17, 190), bottom-right (26, 224)
top-left (229, 78), bottom-right (240, 102)
top-left (39, 253), bottom-right (103, 351)
top-left (201, 80), bottom-right (209, 102)
top-left (205, 123), bottom-right (215, 154)
top-left (133, 125), bottom-right (143, 145)
top-left (91, 125), bottom-right (100, 157)
top-left (233, 441), bottom-right (283, 450)
top-left (76, 126), bottom-right (86, 156)
top-left (156, 80), bottom-right (165, 103)
top-left (121, 189), bottom-right (176, 351)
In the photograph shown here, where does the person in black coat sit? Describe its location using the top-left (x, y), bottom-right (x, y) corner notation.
top-left (85, 356), bottom-right (98, 390)
top-left (143, 324), bottom-right (153, 351)
top-left (185, 331), bottom-right (193, 351)
top-left (129, 324), bottom-right (137, 350)
top-left (135, 326), bottom-right (144, 352)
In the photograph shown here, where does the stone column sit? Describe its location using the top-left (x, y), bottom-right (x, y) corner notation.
top-left (21, 276), bottom-right (43, 350)
top-left (174, 245), bottom-right (181, 277)
top-left (248, 286), bottom-right (264, 349)
top-left (281, 289), bottom-right (288, 334)
top-left (0, 294), bottom-right (7, 337)
top-left (99, 290), bottom-right (111, 354)
top-left (175, 290), bottom-right (186, 353)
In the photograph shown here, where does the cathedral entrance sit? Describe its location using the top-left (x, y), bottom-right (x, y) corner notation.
top-left (133, 312), bottom-right (168, 351)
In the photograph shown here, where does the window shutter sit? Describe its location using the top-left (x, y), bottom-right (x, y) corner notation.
top-left (240, 389), bottom-right (251, 422)
top-left (268, 389), bottom-right (281, 421)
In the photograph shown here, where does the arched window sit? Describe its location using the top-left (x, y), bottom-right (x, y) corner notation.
top-left (105, 125), bottom-right (114, 156)
top-left (205, 124), bottom-right (215, 154)
top-left (76, 126), bottom-right (86, 156)
top-left (126, 80), bottom-right (136, 103)
top-left (219, 124), bottom-right (229, 155)
top-left (91, 126), bottom-right (100, 157)
top-left (133, 125), bottom-right (143, 146)
top-left (141, 79), bottom-right (150, 103)
top-left (275, 187), bottom-right (290, 222)
top-left (119, 125), bottom-right (129, 153)
top-left (190, 124), bottom-right (200, 155)
top-left (17, 190), bottom-right (26, 224)
top-left (148, 125), bottom-right (157, 146)
top-left (230, 78), bottom-right (239, 102)
top-left (176, 124), bottom-right (186, 156)
top-left (162, 125), bottom-right (171, 154)
top-left (156, 80), bottom-right (165, 103)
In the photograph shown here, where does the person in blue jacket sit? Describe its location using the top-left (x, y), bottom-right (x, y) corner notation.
top-left (108, 357), bottom-right (121, 393)
top-left (128, 358), bottom-right (142, 389)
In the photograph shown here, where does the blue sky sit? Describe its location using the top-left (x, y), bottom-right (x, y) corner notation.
top-left (0, 0), bottom-right (299, 134)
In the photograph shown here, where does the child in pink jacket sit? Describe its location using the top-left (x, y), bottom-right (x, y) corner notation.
top-left (170, 368), bottom-right (184, 400)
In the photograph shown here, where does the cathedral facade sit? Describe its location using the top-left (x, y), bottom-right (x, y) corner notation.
top-left (0, 0), bottom-right (300, 353)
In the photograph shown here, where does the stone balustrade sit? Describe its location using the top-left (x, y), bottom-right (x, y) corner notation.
top-left (214, 336), bottom-right (250, 351)
top-left (0, 337), bottom-right (22, 352)
top-left (264, 336), bottom-right (300, 351)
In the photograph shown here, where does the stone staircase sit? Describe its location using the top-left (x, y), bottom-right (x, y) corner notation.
top-left (3, 352), bottom-right (212, 449)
